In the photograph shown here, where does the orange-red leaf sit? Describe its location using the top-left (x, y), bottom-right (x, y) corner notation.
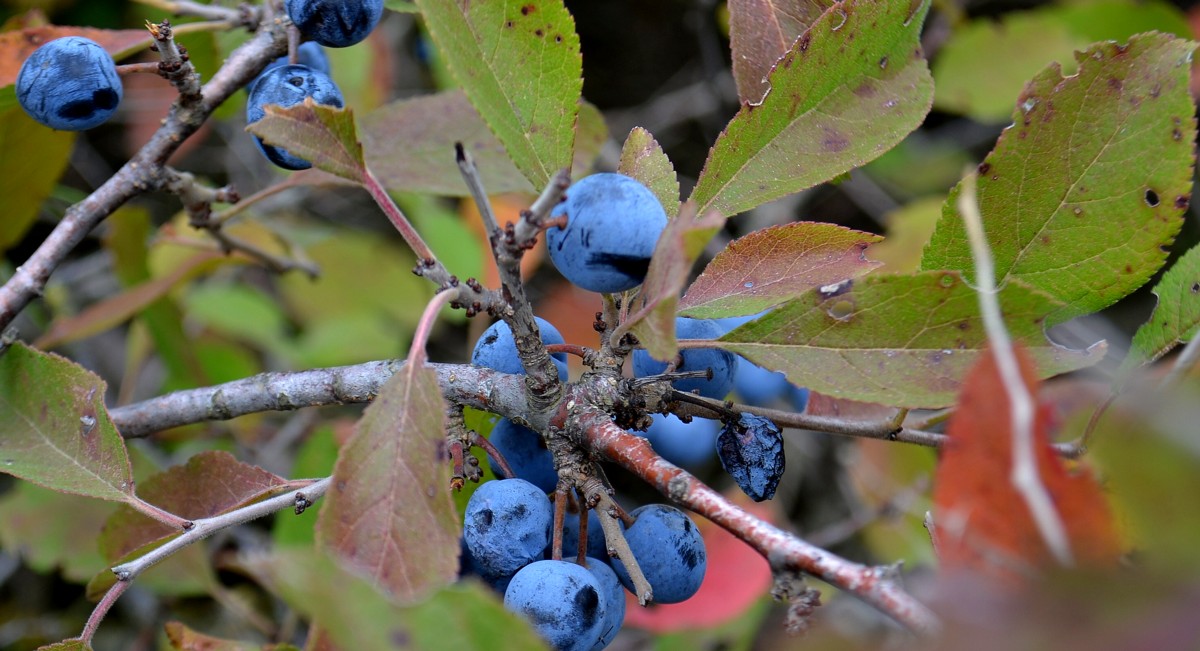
top-left (932, 345), bottom-right (1122, 582)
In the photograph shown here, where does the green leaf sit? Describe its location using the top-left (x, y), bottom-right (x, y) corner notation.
top-left (315, 361), bottom-right (459, 603)
top-left (617, 127), bottom-right (680, 218)
top-left (727, 0), bottom-right (836, 103)
top-left (246, 548), bottom-right (547, 651)
top-left (678, 222), bottom-right (882, 319)
top-left (922, 33), bottom-right (1197, 323)
top-left (385, 0), bottom-right (419, 12)
top-left (621, 203), bottom-right (725, 361)
top-left (0, 481), bottom-right (111, 583)
top-left (183, 283), bottom-right (292, 357)
top-left (245, 100), bottom-right (365, 182)
top-left (0, 342), bottom-right (135, 502)
top-left (933, 0), bottom-right (1191, 121)
top-left (99, 451), bottom-right (287, 565)
top-left (689, 0), bottom-right (933, 218)
top-left (712, 271), bottom-right (1105, 408)
top-left (0, 107), bottom-right (75, 254)
top-left (1125, 244), bottom-right (1200, 370)
top-left (415, 0), bottom-right (582, 189)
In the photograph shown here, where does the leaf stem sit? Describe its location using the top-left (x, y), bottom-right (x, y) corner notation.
top-left (361, 167), bottom-right (437, 263)
top-left (80, 579), bottom-right (132, 645)
top-left (957, 171), bottom-right (1073, 566)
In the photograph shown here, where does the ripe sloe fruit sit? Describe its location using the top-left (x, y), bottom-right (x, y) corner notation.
top-left (487, 419), bottom-right (557, 494)
top-left (611, 504), bottom-right (706, 604)
top-left (641, 413), bottom-right (719, 470)
top-left (546, 173), bottom-right (668, 293)
top-left (632, 317), bottom-right (737, 400)
top-left (17, 36), bottom-right (122, 131)
top-left (504, 560), bottom-right (608, 651)
top-left (463, 478), bottom-right (552, 579)
top-left (285, 0), bottom-right (384, 48)
top-left (584, 558), bottom-right (624, 650)
top-left (550, 509), bottom-right (608, 564)
top-left (471, 317), bottom-right (568, 381)
top-left (251, 42), bottom-right (331, 92)
top-left (246, 64), bottom-right (344, 170)
top-left (717, 413), bottom-right (785, 502)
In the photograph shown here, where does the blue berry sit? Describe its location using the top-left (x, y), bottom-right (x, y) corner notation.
top-left (487, 419), bottom-right (558, 494)
top-left (16, 36), bottom-right (122, 131)
top-left (246, 64), bottom-right (344, 170)
top-left (632, 318), bottom-right (737, 400)
top-left (464, 479), bottom-right (553, 579)
top-left (611, 504), bottom-right (706, 604)
top-left (546, 173), bottom-right (668, 293)
top-left (285, 0), bottom-right (384, 48)
top-left (251, 42), bottom-right (331, 92)
top-left (584, 558), bottom-right (624, 650)
top-left (471, 317), bottom-right (568, 381)
top-left (788, 384), bottom-right (810, 412)
top-left (458, 537), bottom-right (513, 594)
top-left (717, 413), bottom-right (785, 502)
top-left (642, 413), bottom-right (719, 470)
top-left (504, 560), bottom-right (608, 651)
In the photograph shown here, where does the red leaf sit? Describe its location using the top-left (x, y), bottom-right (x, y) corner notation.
top-left (678, 222), bottom-right (882, 319)
top-left (315, 362), bottom-right (459, 603)
top-left (624, 496), bottom-right (774, 632)
top-left (932, 345), bottom-right (1122, 582)
top-left (99, 451), bottom-right (288, 562)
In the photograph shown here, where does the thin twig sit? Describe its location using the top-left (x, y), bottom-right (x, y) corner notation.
top-left (957, 172), bottom-right (1072, 566)
top-left (577, 475), bottom-right (654, 604)
top-left (113, 478), bottom-right (331, 581)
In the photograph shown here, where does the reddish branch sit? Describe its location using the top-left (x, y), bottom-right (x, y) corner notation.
top-left (571, 407), bottom-right (940, 634)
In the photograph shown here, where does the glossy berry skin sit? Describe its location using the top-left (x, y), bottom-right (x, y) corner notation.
top-left (284, 0), bottom-right (384, 48)
top-left (642, 413), bottom-right (719, 470)
top-left (504, 560), bottom-right (608, 651)
top-left (464, 479), bottom-right (553, 579)
top-left (246, 64), bottom-right (344, 170)
top-left (471, 317), bottom-right (568, 381)
top-left (16, 37), bottom-right (122, 131)
top-left (585, 558), bottom-right (624, 650)
top-left (546, 173), bottom-right (668, 293)
top-left (717, 413), bottom-right (785, 502)
top-left (251, 42), bottom-right (331, 91)
top-left (487, 419), bottom-right (557, 494)
top-left (611, 504), bottom-right (706, 604)
top-left (632, 318), bottom-right (737, 400)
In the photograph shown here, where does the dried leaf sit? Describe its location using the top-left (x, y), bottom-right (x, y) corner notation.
top-left (0, 342), bottom-right (135, 503)
top-left (0, 26), bottom-right (149, 86)
top-left (678, 222), bottom-right (882, 319)
top-left (617, 127), bottom-right (679, 218)
top-left (713, 272), bottom-right (1105, 408)
top-left (932, 346), bottom-right (1122, 581)
top-left (164, 622), bottom-right (265, 651)
top-left (923, 33), bottom-right (1196, 322)
top-left (690, 0), bottom-right (933, 217)
top-left (728, 0), bottom-right (836, 103)
top-left (315, 362), bottom-right (459, 603)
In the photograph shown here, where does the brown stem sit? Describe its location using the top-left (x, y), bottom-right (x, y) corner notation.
top-left (577, 476), bottom-right (653, 604)
top-left (544, 343), bottom-right (592, 359)
top-left (577, 410), bottom-right (940, 634)
top-left (471, 432), bottom-right (515, 480)
top-left (551, 482), bottom-right (568, 561)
